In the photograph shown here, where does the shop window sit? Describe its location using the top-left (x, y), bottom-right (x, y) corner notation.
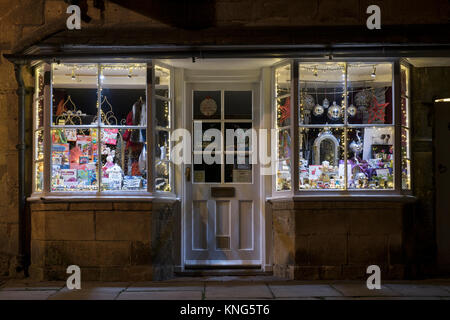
top-left (32, 62), bottom-right (173, 195)
top-left (298, 62), bottom-right (396, 191)
top-left (274, 63), bottom-right (292, 191)
top-left (154, 65), bottom-right (173, 192)
top-left (400, 63), bottom-right (411, 190)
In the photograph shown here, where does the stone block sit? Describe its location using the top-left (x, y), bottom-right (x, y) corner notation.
top-left (319, 266), bottom-right (343, 280)
top-left (342, 265), bottom-right (370, 279)
top-left (388, 234), bottom-right (403, 265)
top-left (30, 202), bottom-right (69, 211)
top-left (296, 210), bottom-right (349, 235)
top-left (32, 211), bottom-right (95, 240)
top-left (13, 0), bottom-right (44, 25)
top-left (113, 202), bottom-right (152, 211)
top-left (130, 241), bottom-right (152, 265)
top-left (96, 211), bottom-right (151, 242)
top-left (349, 210), bottom-right (402, 235)
top-left (294, 266), bottom-right (320, 280)
top-left (348, 235), bottom-right (387, 264)
top-left (294, 235), bottom-right (309, 265)
top-left (308, 234), bottom-right (347, 265)
top-left (69, 202), bottom-right (112, 211)
top-left (316, 0), bottom-right (360, 25)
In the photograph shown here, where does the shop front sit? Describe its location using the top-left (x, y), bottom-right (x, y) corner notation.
top-left (11, 54), bottom-right (416, 281)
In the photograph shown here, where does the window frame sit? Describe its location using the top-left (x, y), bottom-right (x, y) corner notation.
top-left (271, 58), bottom-right (411, 197)
top-left (30, 60), bottom-right (175, 198)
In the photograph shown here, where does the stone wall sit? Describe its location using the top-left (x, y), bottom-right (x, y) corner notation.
top-left (0, 0), bottom-right (449, 278)
top-left (271, 199), bottom-right (414, 280)
top-left (29, 201), bottom-right (177, 281)
top-left (409, 66), bottom-right (450, 277)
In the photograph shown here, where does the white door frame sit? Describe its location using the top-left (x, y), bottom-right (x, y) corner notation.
top-left (178, 68), bottom-right (268, 271)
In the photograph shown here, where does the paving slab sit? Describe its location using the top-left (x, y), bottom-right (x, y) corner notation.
top-left (205, 284), bottom-right (273, 299)
top-left (331, 284), bottom-right (398, 297)
top-left (325, 296), bottom-right (441, 300)
top-left (0, 290), bottom-right (58, 300)
top-left (385, 284), bottom-right (450, 297)
top-left (116, 291), bottom-right (203, 300)
top-left (48, 287), bottom-right (125, 300)
top-left (269, 284), bottom-right (343, 298)
top-left (127, 281), bottom-right (203, 292)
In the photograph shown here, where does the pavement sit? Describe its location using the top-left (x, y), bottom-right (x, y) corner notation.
top-left (1, 276), bottom-right (450, 300)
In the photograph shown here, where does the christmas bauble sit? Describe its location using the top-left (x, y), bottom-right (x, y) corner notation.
top-left (327, 101), bottom-right (341, 120)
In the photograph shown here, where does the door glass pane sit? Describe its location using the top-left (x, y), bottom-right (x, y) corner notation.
top-left (193, 122), bottom-right (221, 152)
top-left (193, 91), bottom-right (221, 120)
top-left (224, 91), bottom-right (252, 119)
top-left (52, 63), bottom-right (98, 125)
top-left (193, 162), bottom-right (221, 183)
top-left (224, 122), bottom-right (252, 151)
top-left (225, 155), bottom-right (252, 183)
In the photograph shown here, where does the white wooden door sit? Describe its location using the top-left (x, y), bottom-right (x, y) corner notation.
top-left (184, 82), bottom-right (261, 267)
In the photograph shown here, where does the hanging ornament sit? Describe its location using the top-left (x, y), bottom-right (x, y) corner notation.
top-left (301, 89), bottom-right (315, 124)
top-left (327, 101), bottom-right (341, 120)
top-left (200, 97), bottom-right (217, 116)
top-left (323, 83), bottom-right (330, 109)
top-left (347, 89), bottom-right (357, 117)
top-left (313, 103), bottom-right (324, 117)
top-left (301, 93), bottom-right (315, 110)
top-left (327, 88), bottom-right (341, 120)
top-left (355, 89), bottom-right (372, 108)
top-left (279, 96), bottom-right (291, 124)
top-left (347, 104), bottom-right (357, 117)
top-left (368, 95), bottom-right (389, 124)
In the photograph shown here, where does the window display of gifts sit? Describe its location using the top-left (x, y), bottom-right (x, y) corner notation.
top-left (60, 169), bottom-right (78, 189)
top-left (102, 128), bottom-right (118, 145)
top-left (122, 176), bottom-right (143, 190)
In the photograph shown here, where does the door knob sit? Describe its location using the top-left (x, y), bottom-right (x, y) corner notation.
top-left (185, 166), bottom-right (191, 182)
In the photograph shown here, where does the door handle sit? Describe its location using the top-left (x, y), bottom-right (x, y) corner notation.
top-left (185, 166), bottom-right (191, 182)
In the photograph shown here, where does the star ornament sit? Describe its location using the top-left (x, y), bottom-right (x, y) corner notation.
top-left (279, 96), bottom-right (291, 123)
top-left (368, 96), bottom-right (389, 124)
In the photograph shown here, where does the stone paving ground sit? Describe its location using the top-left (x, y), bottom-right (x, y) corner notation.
top-left (0, 276), bottom-right (450, 300)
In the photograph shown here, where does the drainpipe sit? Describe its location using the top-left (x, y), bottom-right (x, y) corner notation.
top-left (14, 63), bottom-right (27, 275)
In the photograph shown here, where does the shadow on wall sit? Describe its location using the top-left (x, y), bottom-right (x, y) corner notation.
top-left (108, 0), bottom-right (216, 29)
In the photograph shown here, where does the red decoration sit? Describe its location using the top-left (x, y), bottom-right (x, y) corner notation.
top-left (368, 96), bottom-right (389, 124)
top-left (279, 97), bottom-right (291, 124)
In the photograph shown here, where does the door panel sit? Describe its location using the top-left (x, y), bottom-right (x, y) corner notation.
top-left (185, 82), bottom-right (261, 267)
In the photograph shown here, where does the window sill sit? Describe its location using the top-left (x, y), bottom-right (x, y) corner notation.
top-left (267, 192), bottom-right (416, 203)
top-left (27, 192), bottom-right (180, 203)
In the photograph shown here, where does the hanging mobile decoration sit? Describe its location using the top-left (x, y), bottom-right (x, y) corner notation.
top-left (300, 84), bottom-right (315, 123)
top-left (312, 83), bottom-right (324, 117)
top-left (327, 88), bottom-right (342, 120)
top-left (322, 82), bottom-right (330, 109)
top-left (347, 89), bottom-right (357, 117)
top-left (311, 83), bottom-right (323, 119)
